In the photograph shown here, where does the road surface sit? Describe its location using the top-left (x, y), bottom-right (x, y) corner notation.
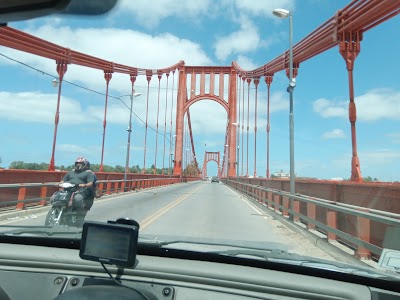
top-left (0, 181), bottom-right (335, 260)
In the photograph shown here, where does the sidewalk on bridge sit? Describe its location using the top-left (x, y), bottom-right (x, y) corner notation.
top-left (0, 205), bottom-right (49, 222)
top-left (232, 187), bottom-right (378, 269)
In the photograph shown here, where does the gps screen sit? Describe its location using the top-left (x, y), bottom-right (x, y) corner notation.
top-left (80, 221), bottom-right (138, 267)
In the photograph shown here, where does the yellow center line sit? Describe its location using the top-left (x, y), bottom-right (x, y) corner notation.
top-left (140, 184), bottom-right (203, 230)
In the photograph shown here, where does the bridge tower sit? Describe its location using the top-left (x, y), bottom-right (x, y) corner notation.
top-left (173, 65), bottom-right (237, 177)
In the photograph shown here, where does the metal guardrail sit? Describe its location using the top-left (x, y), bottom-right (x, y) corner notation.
top-left (0, 177), bottom-right (185, 211)
top-left (225, 179), bottom-right (400, 259)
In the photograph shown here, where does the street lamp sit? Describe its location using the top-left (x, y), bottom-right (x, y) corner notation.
top-left (52, 78), bottom-right (59, 87)
top-left (273, 8), bottom-right (296, 221)
top-left (124, 91), bottom-right (141, 187)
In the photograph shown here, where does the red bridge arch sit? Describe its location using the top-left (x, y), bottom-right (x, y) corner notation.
top-left (173, 65), bottom-right (237, 177)
top-left (202, 152), bottom-right (221, 178)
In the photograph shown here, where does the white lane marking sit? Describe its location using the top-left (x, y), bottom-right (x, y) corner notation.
top-left (0, 212), bottom-right (48, 225)
top-left (239, 197), bottom-right (269, 220)
top-left (0, 183), bottom-right (198, 225)
top-left (140, 184), bottom-right (203, 230)
top-left (228, 186), bottom-right (270, 220)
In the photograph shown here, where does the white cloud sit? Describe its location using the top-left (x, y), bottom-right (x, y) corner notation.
top-left (312, 98), bottom-right (347, 118)
top-left (357, 89), bottom-right (400, 121)
top-left (188, 100), bottom-right (229, 135)
top-left (235, 55), bottom-right (258, 70)
top-left (0, 91), bottom-right (132, 125)
top-left (313, 89), bottom-right (400, 121)
top-left (269, 91), bottom-right (290, 113)
top-left (322, 129), bottom-right (345, 140)
top-left (333, 149), bottom-right (400, 169)
top-left (387, 133), bottom-right (400, 144)
top-left (0, 91), bottom-right (84, 124)
top-left (361, 149), bottom-right (400, 166)
top-left (0, 24), bottom-right (212, 94)
top-left (113, 0), bottom-right (295, 28)
top-left (58, 144), bottom-right (89, 154)
top-left (214, 16), bottom-right (261, 61)
top-left (234, 0), bottom-right (295, 18)
top-left (114, 0), bottom-right (212, 28)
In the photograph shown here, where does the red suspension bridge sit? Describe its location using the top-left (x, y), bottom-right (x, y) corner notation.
top-left (0, 0), bottom-right (399, 262)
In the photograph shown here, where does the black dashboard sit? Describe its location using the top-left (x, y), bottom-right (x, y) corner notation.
top-left (1, 242), bottom-right (400, 300)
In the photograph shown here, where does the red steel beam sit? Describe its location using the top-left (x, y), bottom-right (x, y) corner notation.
top-left (232, 0), bottom-right (399, 78)
top-left (186, 109), bottom-right (199, 173)
top-left (0, 26), bottom-right (184, 76)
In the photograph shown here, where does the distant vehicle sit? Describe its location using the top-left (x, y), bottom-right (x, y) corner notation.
top-left (211, 177), bottom-right (219, 183)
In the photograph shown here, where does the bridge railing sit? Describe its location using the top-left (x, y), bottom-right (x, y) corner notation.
top-left (0, 177), bottom-right (187, 211)
top-left (225, 179), bottom-right (400, 261)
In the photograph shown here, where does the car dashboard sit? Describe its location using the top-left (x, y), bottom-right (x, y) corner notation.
top-left (1, 242), bottom-right (400, 300)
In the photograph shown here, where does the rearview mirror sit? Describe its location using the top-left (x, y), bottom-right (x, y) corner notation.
top-left (0, 0), bottom-right (118, 23)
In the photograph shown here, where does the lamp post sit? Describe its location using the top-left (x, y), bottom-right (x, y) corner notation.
top-left (232, 122), bottom-right (239, 177)
top-left (225, 144), bottom-right (229, 178)
top-left (170, 153), bottom-right (173, 176)
top-left (236, 145), bottom-right (239, 178)
top-left (48, 78), bottom-right (61, 171)
top-left (273, 8), bottom-right (296, 221)
top-left (123, 91), bottom-right (141, 187)
top-left (169, 134), bottom-right (176, 175)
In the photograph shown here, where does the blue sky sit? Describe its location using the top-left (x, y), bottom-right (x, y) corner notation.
top-left (0, 0), bottom-right (399, 181)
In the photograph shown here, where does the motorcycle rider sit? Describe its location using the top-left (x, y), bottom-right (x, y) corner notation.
top-left (58, 157), bottom-right (95, 211)
top-left (86, 160), bottom-right (101, 198)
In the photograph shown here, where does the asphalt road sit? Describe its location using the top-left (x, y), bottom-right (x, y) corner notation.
top-left (0, 181), bottom-right (335, 260)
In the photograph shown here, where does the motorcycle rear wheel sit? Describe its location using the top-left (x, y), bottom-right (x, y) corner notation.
top-left (45, 207), bottom-right (63, 227)
top-left (67, 211), bottom-right (86, 228)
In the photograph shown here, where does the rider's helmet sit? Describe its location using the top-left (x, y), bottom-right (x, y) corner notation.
top-left (75, 157), bottom-right (89, 172)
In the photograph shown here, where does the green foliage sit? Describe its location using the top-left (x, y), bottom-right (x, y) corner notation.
top-left (7, 160), bottom-right (174, 175)
top-left (363, 176), bottom-right (379, 182)
top-left (9, 161), bottom-right (51, 170)
top-left (130, 165), bottom-right (141, 173)
top-left (183, 160), bottom-right (199, 176)
top-left (7, 161), bottom-right (147, 173)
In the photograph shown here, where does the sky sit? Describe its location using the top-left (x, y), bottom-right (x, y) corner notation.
top-left (0, 0), bottom-right (399, 181)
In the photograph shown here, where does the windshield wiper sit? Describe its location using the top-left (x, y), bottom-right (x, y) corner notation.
top-left (140, 238), bottom-right (400, 281)
top-left (0, 226), bottom-right (82, 237)
top-left (207, 248), bottom-right (400, 281)
top-left (138, 237), bottom-right (288, 253)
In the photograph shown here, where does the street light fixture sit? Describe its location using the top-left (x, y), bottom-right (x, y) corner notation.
top-left (273, 8), bottom-right (296, 221)
top-left (124, 91), bottom-right (142, 187)
top-left (52, 78), bottom-right (59, 87)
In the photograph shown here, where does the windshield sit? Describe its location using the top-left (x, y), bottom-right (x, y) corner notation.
top-left (0, 0), bottom-right (399, 284)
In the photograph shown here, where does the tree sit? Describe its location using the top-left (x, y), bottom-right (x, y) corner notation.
top-left (363, 176), bottom-right (373, 182)
top-left (9, 161), bottom-right (26, 169)
top-left (114, 165), bottom-right (125, 173)
top-left (183, 160), bottom-right (199, 176)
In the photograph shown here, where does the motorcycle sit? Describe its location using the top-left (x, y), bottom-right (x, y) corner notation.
top-left (45, 182), bottom-right (89, 227)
